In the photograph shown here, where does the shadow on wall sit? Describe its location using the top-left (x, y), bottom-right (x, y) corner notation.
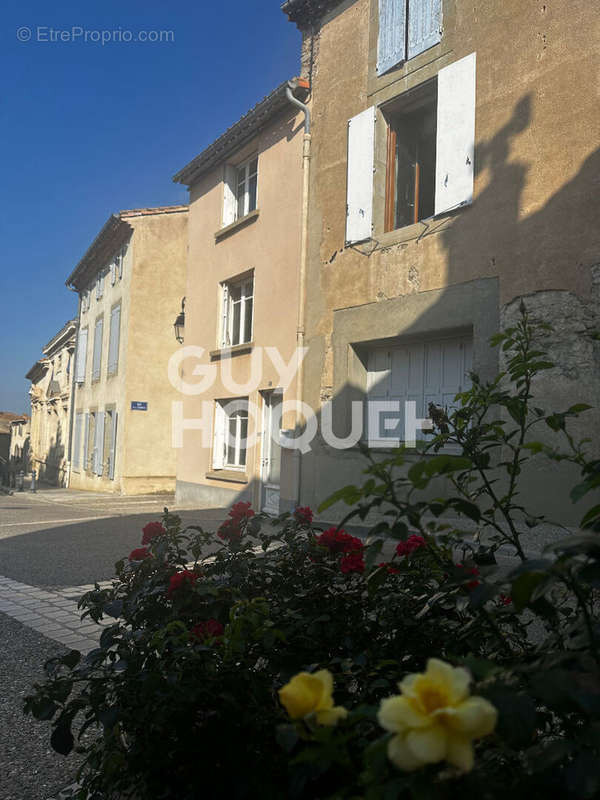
top-left (295, 92), bottom-right (600, 526)
top-left (36, 420), bottom-right (69, 488)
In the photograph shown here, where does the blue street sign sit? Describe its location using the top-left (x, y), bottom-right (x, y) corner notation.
top-left (131, 401), bottom-right (148, 411)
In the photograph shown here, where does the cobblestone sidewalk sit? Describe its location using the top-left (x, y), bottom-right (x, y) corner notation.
top-left (0, 575), bottom-right (113, 653)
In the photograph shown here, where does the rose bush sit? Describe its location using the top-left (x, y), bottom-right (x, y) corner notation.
top-left (25, 306), bottom-right (600, 799)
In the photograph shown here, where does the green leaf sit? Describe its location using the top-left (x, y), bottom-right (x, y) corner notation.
top-left (567, 403), bottom-right (593, 415)
top-left (318, 485), bottom-right (362, 512)
top-left (51, 723), bottom-right (74, 756)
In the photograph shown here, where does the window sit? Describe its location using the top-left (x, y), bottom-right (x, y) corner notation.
top-left (96, 273), bottom-right (105, 300)
top-left (377, 0), bottom-right (442, 76)
top-left (72, 412), bottom-right (83, 470)
top-left (75, 327), bottom-right (88, 384)
top-left (107, 304), bottom-right (121, 376)
top-left (92, 317), bottom-right (103, 381)
top-left (345, 52), bottom-right (476, 243)
top-left (220, 275), bottom-right (253, 347)
top-left (213, 399), bottom-right (249, 470)
top-left (105, 410), bottom-right (118, 480)
top-left (365, 333), bottom-right (472, 446)
top-left (222, 156), bottom-right (258, 227)
top-left (384, 80), bottom-right (437, 231)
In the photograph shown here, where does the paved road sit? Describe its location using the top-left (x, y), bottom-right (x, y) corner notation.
top-left (0, 486), bottom-right (228, 800)
top-left (0, 487), bottom-right (225, 587)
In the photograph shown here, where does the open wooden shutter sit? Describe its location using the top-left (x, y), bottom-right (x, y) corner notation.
top-left (222, 165), bottom-right (237, 226)
top-left (109, 412), bottom-right (118, 480)
top-left (212, 403), bottom-right (226, 469)
top-left (407, 0), bottom-right (442, 59)
top-left (108, 305), bottom-right (121, 375)
top-left (377, 0), bottom-right (406, 75)
top-left (435, 52), bottom-right (476, 216)
top-left (95, 412), bottom-right (105, 476)
top-left (346, 106), bottom-right (376, 244)
top-left (75, 328), bottom-right (88, 383)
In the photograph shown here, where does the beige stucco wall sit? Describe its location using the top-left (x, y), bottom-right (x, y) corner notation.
top-left (70, 208), bottom-right (188, 495)
top-left (176, 106), bottom-right (305, 509)
top-left (291, 0), bottom-right (600, 521)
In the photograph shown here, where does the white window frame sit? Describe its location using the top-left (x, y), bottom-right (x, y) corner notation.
top-left (92, 317), bottom-right (103, 382)
top-left (235, 155), bottom-right (258, 220)
top-left (220, 274), bottom-right (254, 348)
top-left (213, 399), bottom-right (249, 471)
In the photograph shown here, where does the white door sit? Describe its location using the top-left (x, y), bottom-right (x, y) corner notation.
top-left (260, 391), bottom-right (282, 515)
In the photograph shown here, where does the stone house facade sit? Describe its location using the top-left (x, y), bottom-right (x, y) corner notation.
top-left (172, 80), bottom-right (309, 512)
top-left (9, 415), bottom-right (31, 479)
top-left (66, 206), bottom-right (188, 495)
top-left (282, 0), bottom-right (600, 523)
top-left (26, 320), bottom-right (77, 487)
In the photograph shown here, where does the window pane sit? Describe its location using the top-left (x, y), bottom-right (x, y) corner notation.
top-left (238, 415), bottom-right (248, 466)
top-left (237, 189), bottom-right (246, 220)
top-left (249, 157), bottom-right (258, 176)
top-left (248, 175), bottom-right (257, 212)
top-left (227, 417), bottom-right (237, 465)
top-left (243, 297), bottom-right (253, 343)
top-left (232, 300), bottom-right (241, 345)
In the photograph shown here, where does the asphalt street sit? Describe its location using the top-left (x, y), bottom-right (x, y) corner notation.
top-left (0, 487), bottom-right (226, 587)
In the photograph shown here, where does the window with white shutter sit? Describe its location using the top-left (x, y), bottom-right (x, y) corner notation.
top-left (220, 275), bottom-right (253, 347)
top-left (107, 305), bottom-right (121, 376)
top-left (75, 328), bottom-right (88, 384)
top-left (222, 156), bottom-right (258, 227)
top-left (108, 411), bottom-right (118, 480)
top-left (213, 399), bottom-right (249, 470)
top-left (83, 413), bottom-right (90, 470)
top-left (92, 318), bottom-right (103, 381)
top-left (365, 333), bottom-right (472, 445)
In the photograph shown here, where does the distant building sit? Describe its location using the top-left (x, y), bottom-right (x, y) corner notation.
top-left (65, 206), bottom-right (188, 494)
top-left (26, 320), bottom-right (77, 487)
top-left (0, 412), bottom-right (23, 485)
top-left (172, 81), bottom-right (308, 512)
top-left (9, 415), bottom-right (31, 477)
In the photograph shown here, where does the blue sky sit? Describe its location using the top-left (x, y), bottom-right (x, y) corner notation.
top-left (1, 0), bottom-right (301, 413)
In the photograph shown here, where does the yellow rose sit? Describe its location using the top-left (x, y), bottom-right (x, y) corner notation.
top-left (278, 669), bottom-right (348, 726)
top-left (377, 658), bottom-right (497, 773)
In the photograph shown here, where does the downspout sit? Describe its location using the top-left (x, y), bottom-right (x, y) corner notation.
top-left (286, 77), bottom-right (311, 506)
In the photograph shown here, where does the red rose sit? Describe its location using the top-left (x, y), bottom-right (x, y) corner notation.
top-left (395, 534), bottom-right (426, 557)
top-left (499, 594), bottom-right (512, 606)
top-left (167, 570), bottom-right (199, 597)
top-left (191, 619), bottom-right (224, 642)
top-left (294, 506), bottom-right (314, 525)
top-left (128, 547), bottom-right (151, 561)
top-left (340, 552), bottom-right (365, 574)
top-left (378, 561), bottom-right (401, 575)
top-left (456, 563), bottom-right (481, 590)
top-left (141, 521), bottom-right (166, 545)
top-left (316, 528), bottom-right (364, 555)
top-left (217, 518), bottom-right (242, 542)
top-left (229, 501), bottom-right (255, 521)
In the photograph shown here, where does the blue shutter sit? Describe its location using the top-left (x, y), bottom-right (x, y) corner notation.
top-left (407, 0), bottom-right (442, 59)
top-left (108, 305), bottom-right (121, 375)
top-left (72, 413), bottom-right (82, 469)
top-left (92, 318), bottom-right (103, 381)
top-left (109, 412), bottom-right (118, 480)
top-left (377, 0), bottom-right (406, 75)
top-left (83, 413), bottom-right (90, 470)
top-left (95, 411), bottom-right (105, 476)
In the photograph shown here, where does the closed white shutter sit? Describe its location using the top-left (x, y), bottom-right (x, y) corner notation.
top-left (367, 335), bottom-right (472, 445)
top-left (95, 411), bottom-right (105, 476)
top-left (75, 328), bottom-right (88, 384)
top-left (92, 318), bottom-right (103, 380)
top-left (346, 106), bottom-right (376, 244)
top-left (108, 305), bottom-right (121, 375)
top-left (222, 165), bottom-right (237, 226)
top-left (83, 413), bottom-right (90, 470)
top-left (435, 52), bottom-right (476, 216)
top-left (378, 0), bottom-right (406, 75)
top-left (407, 0), bottom-right (442, 60)
top-left (72, 413), bottom-right (82, 469)
top-left (212, 403), bottom-right (226, 469)
top-left (109, 412), bottom-right (118, 480)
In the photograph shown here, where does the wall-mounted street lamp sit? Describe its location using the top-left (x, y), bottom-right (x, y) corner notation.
top-left (173, 297), bottom-right (186, 344)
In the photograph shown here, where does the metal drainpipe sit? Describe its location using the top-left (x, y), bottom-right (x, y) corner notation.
top-left (286, 78), bottom-right (311, 507)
